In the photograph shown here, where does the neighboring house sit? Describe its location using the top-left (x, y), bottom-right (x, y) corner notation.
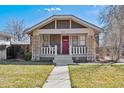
top-left (26, 15), bottom-right (102, 63)
top-left (7, 39), bottom-right (30, 59)
top-left (0, 32), bottom-right (11, 59)
top-left (0, 32), bottom-right (30, 60)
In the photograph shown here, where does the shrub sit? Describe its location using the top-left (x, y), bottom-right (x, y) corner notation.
top-left (24, 52), bottom-right (32, 61)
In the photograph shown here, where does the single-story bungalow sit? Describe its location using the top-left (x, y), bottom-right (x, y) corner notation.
top-left (26, 15), bottom-right (102, 64)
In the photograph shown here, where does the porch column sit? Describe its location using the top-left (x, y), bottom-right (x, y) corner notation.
top-left (93, 36), bottom-right (96, 61)
top-left (32, 35), bottom-right (40, 61)
top-left (55, 20), bottom-right (57, 29)
top-left (86, 35), bottom-right (92, 61)
top-left (55, 45), bottom-right (57, 55)
top-left (86, 34), bottom-right (96, 62)
top-left (69, 19), bottom-right (71, 29)
top-left (69, 45), bottom-right (72, 55)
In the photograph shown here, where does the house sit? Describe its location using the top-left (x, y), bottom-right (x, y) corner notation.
top-left (0, 32), bottom-right (30, 60)
top-left (0, 32), bottom-right (11, 60)
top-left (26, 15), bottom-right (102, 63)
top-left (7, 39), bottom-right (30, 59)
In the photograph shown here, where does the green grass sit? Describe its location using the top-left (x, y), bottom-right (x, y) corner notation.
top-left (69, 64), bottom-right (124, 88)
top-left (0, 65), bottom-right (54, 88)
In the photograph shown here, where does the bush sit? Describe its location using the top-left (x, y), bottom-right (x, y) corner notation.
top-left (24, 52), bottom-right (32, 61)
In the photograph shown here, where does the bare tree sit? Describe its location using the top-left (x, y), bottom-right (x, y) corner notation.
top-left (5, 19), bottom-right (28, 41)
top-left (99, 5), bottom-right (124, 62)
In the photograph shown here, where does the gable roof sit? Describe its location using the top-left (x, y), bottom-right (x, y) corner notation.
top-left (26, 15), bottom-right (103, 34)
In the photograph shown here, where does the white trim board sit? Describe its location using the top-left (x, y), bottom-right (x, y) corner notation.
top-left (33, 28), bottom-right (94, 35)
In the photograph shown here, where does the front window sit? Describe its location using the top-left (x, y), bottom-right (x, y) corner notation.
top-left (43, 35), bottom-right (50, 46)
top-left (72, 36), bottom-right (78, 46)
top-left (79, 35), bottom-right (85, 46)
top-left (72, 35), bottom-right (86, 46)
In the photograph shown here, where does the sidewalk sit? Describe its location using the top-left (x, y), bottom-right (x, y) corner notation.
top-left (43, 66), bottom-right (71, 88)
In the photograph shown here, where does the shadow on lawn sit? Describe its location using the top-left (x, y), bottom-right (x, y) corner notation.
top-left (0, 59), bottom-right (54, 65)
top-left (111, 64), bottom-right (124, 71)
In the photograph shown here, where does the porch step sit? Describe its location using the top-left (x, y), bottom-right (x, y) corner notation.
top-left (53, 55), bottom-right (73, 65)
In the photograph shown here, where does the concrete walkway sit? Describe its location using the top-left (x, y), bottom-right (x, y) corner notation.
top-left (43, 66), bottom-right (71, 88)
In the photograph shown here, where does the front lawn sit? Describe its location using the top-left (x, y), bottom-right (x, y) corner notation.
top-left (0, 65), bottom-right (54, 88)
top-left (69, 64), bottom-right (124, 88)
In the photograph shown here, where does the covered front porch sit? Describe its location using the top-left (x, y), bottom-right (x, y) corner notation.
top-left (40, 34), bottom-right (87, 56)
top-left (32, 28), bottom-right (97, 62)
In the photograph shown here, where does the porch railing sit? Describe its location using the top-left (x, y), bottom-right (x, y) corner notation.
top-left (70, 46), bottom-right (96, 61)
top-left (40, 45), bottom-right (57, 56)
top-left (70, 46), bottom-right (87, 55)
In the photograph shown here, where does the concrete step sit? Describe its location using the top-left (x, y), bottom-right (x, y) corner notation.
top-left (54, 56), bottom-right (72, 60)
top-left (53, 55), bottom-right (73, 65)
top-left (55, 55), bottom-right (72, 57)
top-left (54, 58), bottom-right (72, 60)
top-left (53, 61), bottom-right (73, 63)
top-left (54, 58), bottom-right (73, 61)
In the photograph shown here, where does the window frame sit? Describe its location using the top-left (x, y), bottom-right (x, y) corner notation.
top-left (71, 34), bottom-right (86, 46)
top-left (43, 34), bottom-right (50, 46)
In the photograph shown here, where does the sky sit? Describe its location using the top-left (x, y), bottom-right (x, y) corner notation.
top-left (0, 5), bottom-right (105, 31)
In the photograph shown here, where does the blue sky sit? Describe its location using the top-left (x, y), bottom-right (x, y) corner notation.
top-left (0, 5), bottom-right (105, 31)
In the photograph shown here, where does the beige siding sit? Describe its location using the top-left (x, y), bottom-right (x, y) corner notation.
top-left (41, 21), bottom-right (55, 29)
top-left (71, 20), bottom-right (86, 28)
top-left (32, 35), bottom-right (41, 61)
top-left (86, 34), bottom-right (96, 61)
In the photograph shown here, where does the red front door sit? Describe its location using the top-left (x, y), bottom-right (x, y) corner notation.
top-left (62, 36), bottom-right (69, 54)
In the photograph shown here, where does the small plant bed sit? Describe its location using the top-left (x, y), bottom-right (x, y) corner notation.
top-left (69, 64), bottom-right (124, 88)
top-left (0, 65), bottom-right (54, 88)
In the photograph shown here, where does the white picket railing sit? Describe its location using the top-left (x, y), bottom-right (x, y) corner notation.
top-left (40, 45), bottom-right (57, 56)
top-left (40, 45), bottom-right (96, 61)
top-left (70, 46), bottom-right (87, 55)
